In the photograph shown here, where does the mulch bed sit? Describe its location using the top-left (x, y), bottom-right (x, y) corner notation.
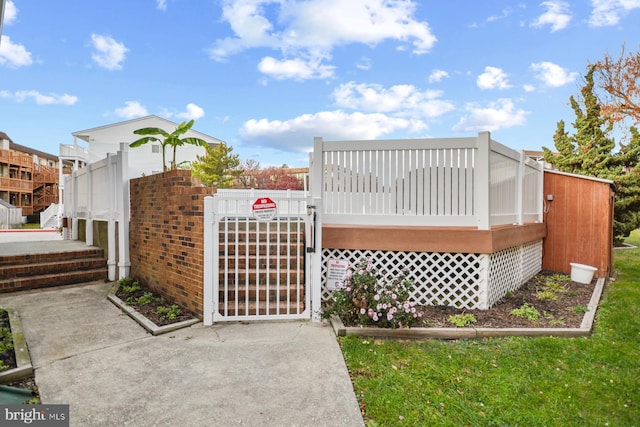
top-left (0, 309), bottom-right (17, 371)
top-left (416, 271), bottom-right (596, 328)
top-left (114, 285), bottom-right (196, 327)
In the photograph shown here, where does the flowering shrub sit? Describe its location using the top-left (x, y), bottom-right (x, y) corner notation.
top-left (321, 260), bottom-right (424, 329)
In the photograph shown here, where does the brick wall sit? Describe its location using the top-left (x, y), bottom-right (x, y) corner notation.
top-left (129, 170), bottom-right (215, 318)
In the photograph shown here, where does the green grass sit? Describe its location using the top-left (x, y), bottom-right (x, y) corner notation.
top-left (340, 230), bottom-right (640, 427)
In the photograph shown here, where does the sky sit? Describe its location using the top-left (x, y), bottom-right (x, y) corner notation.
top-left (0, 0), bottom-right (639, 168)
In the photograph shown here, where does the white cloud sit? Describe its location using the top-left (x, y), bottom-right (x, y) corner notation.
top-left (257, 56), bottom-right (335, 80)
top-left (487, 7), bottom-right (512, 23)
top-left (240, 110), bottom-right (427, 153)
top-left (176, 103), bottom-right (205, 120)
top-left (453, 99), bottom-right (528, 132)
top-left (477, 66), bottom-right (511, 90)
top-left (10, 90), bottom-right (78, 105)
top-left (589, 0), bottom-right (640, 26)
top-left (428, 69), bottom-right (449, 83)
top-left (156, 0), bottom-right (167, 11)
top-left (356, 57), bottom-right (372, 71)
top-left (332, 82), bottom-right (454, 118)
top-left (0, 35), bottom-right (33, 67)
top-left (90, 34), bottom-right (128, 70)
top-left (114, 101), bottom-right (148, 118)
top-left (531, 1), bottom-right (572, 32)
top-left (530, 61), bottom-right (577, 87)
top-left (209, 0), bottom-right (436, 80)
top-left (3, 1), bottom-right (18, 25)
top-left (523, 84), bottom-right (536, 92)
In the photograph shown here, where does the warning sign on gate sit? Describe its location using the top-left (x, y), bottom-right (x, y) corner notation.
top-left (252, 197), bottom-right (277, 221)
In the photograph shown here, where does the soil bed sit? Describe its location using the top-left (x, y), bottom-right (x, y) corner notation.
top-left (343, 271), bottom-right (596, 329)
top-left (1, 309), bottom-right (40, 402)
top-left (115, 283), bottom-right (196, 327)
top-left (0, 309), bottom-right (17, 371)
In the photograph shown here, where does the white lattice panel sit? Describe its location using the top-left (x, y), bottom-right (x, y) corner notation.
top-left (321, 239), bottom-right (543, 311)
top-left (522, 240), bottom-right (543, 281)
top-left (487, 240), bottom-right (543, 308)
top-left (321, 249), bottom-right (487, 309)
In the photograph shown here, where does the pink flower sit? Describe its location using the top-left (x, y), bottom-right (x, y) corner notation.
top-left (391, 294), bottom-right (397, 300)
top-left (346, 287), bottom-right (351, 292)
top-left (366, 262), bottom-right (373, 272)
top-left (372, 314), bottom-right (379, 321)
top-left (367, 308), bottom-right (374, 317)
top-left (360, 308), bottom-right (366, 314)
top-left (387, 313), bottom-right (394, 321)
top-left (374, 294), bottom-right (380, 301)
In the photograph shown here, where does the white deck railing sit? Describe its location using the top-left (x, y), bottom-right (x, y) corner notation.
top-left (310, 132), bottom-right (543, 230)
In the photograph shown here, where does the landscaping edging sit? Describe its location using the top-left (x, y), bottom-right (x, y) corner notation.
top-left (107, 283), bottom-right (200, 336)
top-left (330, 277), bottom-right (606, 339)
top-left (0, 309), bottom-right (33, 384)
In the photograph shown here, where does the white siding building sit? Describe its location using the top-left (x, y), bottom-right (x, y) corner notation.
top-left (70, 115), bottom-right (223, 178)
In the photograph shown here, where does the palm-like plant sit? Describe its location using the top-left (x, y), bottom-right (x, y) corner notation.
top-left (130, 120), bottom-right (210, 171)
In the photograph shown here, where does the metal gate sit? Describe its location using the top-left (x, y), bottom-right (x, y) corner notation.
top-left (203, 190), bottom-right (314, 324)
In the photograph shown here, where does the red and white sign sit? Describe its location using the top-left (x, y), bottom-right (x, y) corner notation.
top-left (252, 197), bottom-right (277, 221)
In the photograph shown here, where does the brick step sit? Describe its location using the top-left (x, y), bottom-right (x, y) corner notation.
top-left (219, 254), bottom-right (305, 270)
top-left (0, 248), bottom-right (105, 267)
top-left (0, 268), bottom-right (108, 293)
top-left (217, 301), bottom-right (306, 317)
top-left (218, 283), bottom-right (305, 301)
top-left (0, 258), bottom-right (107, 279)
top-left (219, 269), bottom-right (303, 284)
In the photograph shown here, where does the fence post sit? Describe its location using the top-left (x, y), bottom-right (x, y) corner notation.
top-left (71, 171), bottom-right (79, 240)
top-left (106, 153), bottom-right (117, 281)
top-left (85, 162), bottom-right (94, 246)
top-left (475, 132), bottom-right (491, 230)
top-left (203, 196), bottom-right (215, 326)
top-left (309, 137), bottom-right (324, 321)
top-left (516, 151), bottom-right (525, 225)
top-left (117, 144), bottom-right (130, 279)
top-left (537, 162), bottom-right (544, 223)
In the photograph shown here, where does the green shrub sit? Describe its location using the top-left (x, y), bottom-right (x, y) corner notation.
top-left (321, 259), bottom-right (425, 329)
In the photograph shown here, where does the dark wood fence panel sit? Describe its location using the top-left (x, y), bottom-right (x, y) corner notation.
top-left (542, 170), bottom-right (613, 278)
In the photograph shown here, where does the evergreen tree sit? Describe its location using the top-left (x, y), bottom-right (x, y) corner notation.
top-left (191, 143), bottom-right (241, 188)
top-left (543, 67), bottom-right (640, 244)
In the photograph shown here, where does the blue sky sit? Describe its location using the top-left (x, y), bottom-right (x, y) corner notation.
top-left (1, 0), bottom-right (638, 167)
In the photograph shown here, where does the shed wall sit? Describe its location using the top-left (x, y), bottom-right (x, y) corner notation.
top-left (542, 171), bottom-right (613, 278)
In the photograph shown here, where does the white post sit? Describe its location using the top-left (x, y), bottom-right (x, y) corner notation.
top-left (537, 162), bottom-right (544, 223)
top-left (475, 132), bottom-right (491, 230)
top-left (71, 171), bottom-right (79, 240)
top-left (106, 153), bottom-right (117, 281)
top-left (85, 162), bottom-right (93, 246)
top-left (203, 196), bottom-right (215, 326)
top-left (117, 144), bottom-right (130, 279)
top-left (310, 137), bottom-right (324, 321)
top-left (516, 151), bottom-right (525, 225)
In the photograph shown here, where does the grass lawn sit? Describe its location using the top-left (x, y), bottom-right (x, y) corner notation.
top-left (340, 230), bottom-right (640, 427)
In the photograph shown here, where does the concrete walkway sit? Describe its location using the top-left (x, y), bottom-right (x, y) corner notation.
top-left (1, 282), bottom-right (364, 427)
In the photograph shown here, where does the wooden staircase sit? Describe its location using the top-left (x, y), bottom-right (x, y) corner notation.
top-left (217, 221), bottom-right (306, 317)
top-left (0, 245), bottom-right (108, 293)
